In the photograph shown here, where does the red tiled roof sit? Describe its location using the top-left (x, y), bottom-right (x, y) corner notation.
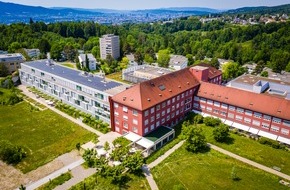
top-left (112, 68), bottom-right (200, 111)
top-left (197, 82), bottom-right (290, 120)
top-left (196, 63), bottom-right (222, 79)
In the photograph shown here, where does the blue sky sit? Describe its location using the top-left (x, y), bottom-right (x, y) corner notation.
top-left (1, 0), bottom-right (290, 10)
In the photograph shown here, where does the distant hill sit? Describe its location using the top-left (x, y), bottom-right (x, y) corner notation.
top-left (225, 4), bottom-right (290, 14)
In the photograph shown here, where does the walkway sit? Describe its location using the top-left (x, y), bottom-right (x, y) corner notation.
top-left (208, 143), bottom-right (290, 181)
top-left (25, 159), bottom-right (85, 190)
top-left (18, 85), bottom-right (104, 137)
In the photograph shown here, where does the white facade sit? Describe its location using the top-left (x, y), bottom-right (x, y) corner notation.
top-left (24, 49), bottom-right (40, 58)
top-left (169, 55), bottom-right (188, 70)
top-left (78, 54), bottom-right (97, 71)
top-left (0, 53), bottom-right (25, 74)
top-left (19, 60), bottom-right (128, 123)
top-left (100, 34), bottom-right (120, 60)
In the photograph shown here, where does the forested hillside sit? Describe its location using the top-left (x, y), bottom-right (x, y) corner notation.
top-left (0, 17), bottom-right (289, 73)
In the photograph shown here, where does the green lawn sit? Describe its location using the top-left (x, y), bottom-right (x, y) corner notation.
top-left (69, 173), bottom-right (150, 190)
top-left (60, 62), bottom-right (75, 69)
top-left (152, 146), bottom-right (288, 190)
top-left (0, 101), bottom-right (95, 173)
top-left (106, 72), bottom-right (131, 84)
top-left (201, 125), bottom-right (290, 175)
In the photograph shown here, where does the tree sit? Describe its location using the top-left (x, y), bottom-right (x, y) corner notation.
top-left (123, 151), bottom-right (144, 173)
top-left (203, 117), bottom-right (221, 127)
top-left (183, 125), bottom-right (207, 153)
top-left (85, 54), bottom-right (90, 71)
top-left (134, 50), bottom-right (144, 64)
top-left (50, 43), bottom-right (63, 61)
top-left (270, 51), bottom-right (290, 73)
top-left (213, 124), bottom-right (230, 142)
top-left (0, 140), bottom-right (26, 164)
top-left (157, 49), bottom-right (170, 67)
top-left (120, 57), bottom-right (129, 70)
top-left (210, 57), bottom-right (219, 69)
top-left (222, 62), bottom-right (246, 80)
top-left (0, 64), bottom-right (9, 77)
top-left (8, 42), bottom-right (22, 53)
top-left (19, 184), bottom-right (26, 190)
top-left (231, 166), bottom-right (240, 181)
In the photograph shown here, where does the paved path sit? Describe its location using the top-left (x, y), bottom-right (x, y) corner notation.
top-left (25, 159), bottom-right (85, 190)
top-left (18, 85), bottom-right (104, 137)
top-left (142, 166), bottom-right (159, 190)
top-left (208, 143), bottom-right (290, 181)
top-left (54, 166), bottom-right (96, 190)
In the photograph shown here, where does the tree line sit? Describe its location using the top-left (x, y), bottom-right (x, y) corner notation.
top-left (0, 17), bottom-right (289, 73)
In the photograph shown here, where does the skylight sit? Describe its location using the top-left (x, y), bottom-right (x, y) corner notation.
top-left (158, 84), bottom-right (166, 91)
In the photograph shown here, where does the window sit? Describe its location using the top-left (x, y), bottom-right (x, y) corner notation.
top-left (206, 107), bottom-right (212, 112)
top-left (185, 98), bottom-right (192, 104)
top-left (252, 120), bottom-right (260, 126)
top-left (74, 100), bottom-right (80, 106)
top-left (144, 127), bottom-right (148, 134)
top-left (228, 113), bottom-right (234, 118)
top-left (245, 110), bottom-right (252, 116)
top-left (281, 128), bottom-right (289, 135)
top-left (76, 85), bottom-right (82, 91)
top-left (151, 116), bottom-right (155, 122)
top-left (271, 126), bottom-right (279, 132)
top-left (176, 110), bottom-right (180, 115)
top-left (193, 103), bottom-right (199, 108)
top-left (114, 103), bottom-right (118, 108)
top-left (171, 105), bottom-right (175, 111)
top-left (144, 110), bottom-right (149, 117)
top-left (272, 118), bottom-right (281, 124)
top-left (244, 118), bottom-right (251, 123)
top-left (133, 119), bottom-right (138, 125)
top-left (172, 97), bottom-right (175, 103)
top-left (95, 101), bottom-right (101, 108)
top-left (166, 115), bottom-right (170, 121)
top-left (235, 115), bottom-right (243, 121)
top-left (123, 106), bottom-right (128, 113)
top-left (229, 106), bottom-right (235, 111)
top-left (151, 107), bottom-right (155, 114)
top-left (220, 111), bottom-right (227, 116)
top-left (181, 93), bottom-right (184, 98)
top-left (176, 103), bottom-right (180, 108)
top-left (213, 109), bottom-right (219, 114)
top-left (161, 118), bottom-right (165, 124)
top-left (31, 69), bottom-right (35, 73)
top-left (207, 100), bottom-right (213, 105)
top-left (115, 119), bottom-right (119, 125)
top-left (115, 127), bottom-right (120, 132)
top-left (167, 108), bottom-right (170, 114)
top-left (162, 102), bottom-right (166, 108)
top-left (123, 122), bottom-right (128, 129)
top-left (156, 105), bottom-right (160, 111)
top-left (237, 108), bottom-right (244, 114)
top-left (144, 119), bottom-right (149, 126)
top-left (190, 89), bottom-right (193, 94)
top-left (214, 101), bottom-right (220, 107)
top-left (171, 113), bottom-right (175, 118)
top-left (156, 113), bottom-right (160, 119)
top-left (254, 112), bottom-right (262, 119)
top-left (150, 124), bottom-right (155, 131)
top-left (162, 111), bottom-right (165, 116)
top-left (41, 72), bottom-right (45, 76)
top-left (194, 96), bottom-right (200, 101)
top-left (167, 100), bottom-right (171, 106)
top-left (200, 98), bottom-right (206, 103)
top-left (283, 120), bottom-right (290, 127)
top-left (133, 126), bottom-right (138, 133)
top-left (96, 93), bottom-right (104, 100)
top-left (123, 115), bottom-right (128, 120)
top-left (177, 95), bottom-right (180, 101)
top-left (262, 123), bottom-right (270, 129)
top-left (200, 105), bottom-right (205, 109)
top-left (156, 121), bottom-right (160, 127)
top-left (263, 115), bottom-right (271, 121)
top-left (158, 84), bottom-right (166, 91)
top-left (114, 111), bottom-right (119, 116)
top-left (133, 109), bottom-right (138, 116)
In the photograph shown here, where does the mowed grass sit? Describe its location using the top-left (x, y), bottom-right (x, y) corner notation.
top-left (0, 101), bottom-right (95, 173)
top-left (152, 146), bottom-right (288, 190)
top-left (200, 125), bottom-right (290, 175)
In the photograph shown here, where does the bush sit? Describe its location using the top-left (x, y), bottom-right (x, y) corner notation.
top-left (193, 114), bottom-right (203, 124)
top-left (0, 140), bottom-right (26, 164)
top-left (203, 117), bottom-right (221, 127)
top-left (258, 137), bottom-right (285, 149)
top-left (213, 124), bottom-right (230, 142)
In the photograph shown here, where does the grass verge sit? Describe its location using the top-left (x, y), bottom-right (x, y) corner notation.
top-left (37, 172), bottom-right (72, 190)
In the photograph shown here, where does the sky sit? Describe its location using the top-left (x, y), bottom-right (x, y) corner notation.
top-left (1, 0), bottom-right (290, 10)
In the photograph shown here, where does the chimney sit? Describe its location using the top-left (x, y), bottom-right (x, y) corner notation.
top-left (190, 66), bottom-right (209, 82)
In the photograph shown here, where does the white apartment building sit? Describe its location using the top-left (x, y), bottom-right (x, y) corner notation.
top-left (0, 53), bottom-right (25, 74)
top-left (169, 55), bottom-right (188, 70)
top-left (24, 48), bottom-right (41, 58)
top-left (78, 54), bottom-right (97, 71)
top-left (20, 60), bottom-right (129, 123)
top-left (100, 34), bottom-right (120, 60)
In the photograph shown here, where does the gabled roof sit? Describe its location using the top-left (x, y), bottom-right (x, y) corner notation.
top-left (112, 68), bottom-right (200, 110)
top-left (197, 82), bottom-right (290, 120)
top-left (196, 63), bottom-right (222, 79)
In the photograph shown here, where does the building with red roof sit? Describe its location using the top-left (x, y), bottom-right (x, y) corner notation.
top-left (110, 63), bottom-right (290, 152)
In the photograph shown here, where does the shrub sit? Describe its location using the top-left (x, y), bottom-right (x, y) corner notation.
top-left (203, 117), bottom-right (221, 127)
top-left (0, 140), bottom-right (27, 164)
top-left (213, 124), bottom-right (230, 142)
top-left (193, 114), bottom-right (203, 124)
top-left (258, 137), bottom-right (285, 149)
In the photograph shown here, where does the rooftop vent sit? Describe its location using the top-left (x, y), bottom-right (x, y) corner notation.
top-left (249, 103), bottom-right (253, 106)
top-left (225, 97), bottom-right (228, 99)
top-left (130, 98), bottom-right (134, 101)
top-left (123, 96), bottom-right (126, 101)
top-left (211, 93), bottom-right (214, 96)
top-left (277, 110), bottom-right (282, 113)
top-left (147, 98), bottom-right (151, 101)
top-left (159, 94), bottom-right (162, 96)
top-left (169, 89), bottom-right (172, 92)
top-left (178, 85), bottom-right (181, 88)
top-left (187, 82), bottom-right (190, 85)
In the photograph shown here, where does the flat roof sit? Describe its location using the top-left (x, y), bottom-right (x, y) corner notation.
top-left (231, 75), bottom-right (290, 86)
top-left (22, 60), bottom-right (123, 92)
top-left (134, 66), bottom-right (172, 76)
top-left (169, 55), bottom-right (188, 66)
top-left (145, 126), bottom-right (174, 142)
